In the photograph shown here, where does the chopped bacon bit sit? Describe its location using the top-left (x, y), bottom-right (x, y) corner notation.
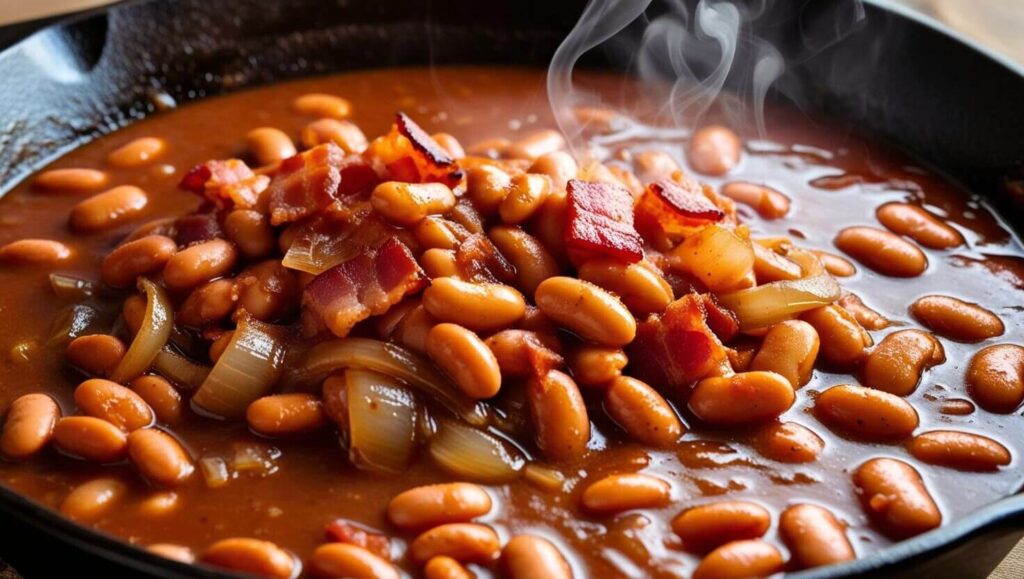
top-left (179, 159), bottom-right (269, 210)
top-left (267, 143), bottom-right (379, 226)
top-left (283, 206), bottom-right (402, 275)
top-left (325, 519), bottom-right (391, 560)
top-left (626, 294), bottom-right (728, 397)
top-left (302, 237), bottom-right (425, 337)
top-left (396, 112), bottom-right (454, 168)
top-left (174, 212), bottom-right (222, 246)
top-left (697, 293), bottom-right (740, 342)
top-left (454, 233), bottom-right (517, 284)
top-left (635, 179), bottom-right (725, 249)
top-left (365, 113), bottom-right (462, 187)
top-left (565, 179), bottom-right (644, 263)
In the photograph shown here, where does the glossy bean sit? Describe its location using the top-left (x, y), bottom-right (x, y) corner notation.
top-left (387, 482), bottom-right (492, 530)
top-left (749, 320), bottom-right (820, 388)
top-left (834, 226), bottom-right (927, 277)
top-left (862, 330), bottom-right (944, 395)
top-left (688, 372), bottom-right (794, 426)
top-left (245, 127), bottom-right (297, 166)
top-left (752, 422), bottom-right (824, 464)
top-left (910, 295), bottom-right (1004, 342)
top-left (74, 378), bottom-right (154, 432)
top-left (779, 504), bottom-right (855, 569)
top-left (108, 137), bottom-right (166, 168)
top-left (394, 304), bottom-right (436, 354)
top-left (234, 260), bottom-right (298, 322)
top-left (177, 278), bottom-right (237, 328)
top-left (300, 118), bottom-right (367, 153)
top-left (137, 491), bottom-right (181, 517)
top-left (66, 334), bottom-right (126, 377)
top-left (671, 501), bottom-right (771, 552)
top-left (688, 126), bottom-right (742, 176)
top-left (815, 384), bottom-right (918, 441)
top-left (632, 150), bottom-right (680, 184)
top-left (148, 543), bottom-right (195, 563)
top-left (534, 277), bottom-right (636, 347)
top-left (527, 370), bottom-right (590, 462)
top-left (128, 428), bottom-right (194, 486)
top-left (371, 181), bottom-right (456, 226)
top-left (604, 376), bottom-right (684, 447)
top-left (60, 478), bottom-right (126, 522)
top-left (53, 416), bottom-right (128, 462)
top-left (529, 151), bottom-right (578, 192)
top-left (838, 293), bottom-right (889, 330)
top-left (721, 182), bottom-right (789, 219)
top-left (431, 133), bottom-right (466, 159)
top-left (966, 344), bottom-right (1024, 413)
top-left (811, 249), bottom-right (857, 277)
top-left (422, 278), bottom-right (525, 332)
top-left (309, 543), bottom-right (398, 579)
top-left (876, 202), bottom-right (963, 249)
top-left (580, 473), bottom-right (671, 515)
top-left (202, 538), bottom-right (296, 579)
top-left (801, 305), bottom-right (872, 366)
top-left (292, 93), bottom-right (352, 119)
top-left (692, 540), bottom-right (783, 579)
top-left (506, 130), bottom-right (565, 160)
top-left (427, 323), bottom-right (502, 399)
top-left (0, 239), bottom-right (72, 265)
top-left (70, 185), bottom-right (149, 232)
top-left (101, 235), bottom-right (177, 287)
top-left (907, 430), bottom-right (1011, 471)
top-left (567, 345), bottom-right (627, 386)
top-left (488, 225), bottom-right (560, 297)
top-left (163, 239), bottom-right (238, 291)
top-left (424, 555), bottom-right (473, 579)
top-left (577, 258), bottom-right (673, 317)
top-left (853, 457), bottom-right (941, 539)
top-left (409, 523), bottom-right (500, 565)
top-left (420, 248), bottom-right (459, 279)
top-left (501, 535), bottom-right (572, 579)
top-left (247, 393), bottom-right (327, 437)
top-left (224, 209), bottom-right (276, 260)
top-left (33, 168), bottom-right (108, 193)
top-left (129, 375), bottom-right (182, 424)
top-left (465, 164), bottom-right (511, 217)
top-left (499, 173), bottom-right (550, 225)
top-left (0, 393), bottom-right (60, 459)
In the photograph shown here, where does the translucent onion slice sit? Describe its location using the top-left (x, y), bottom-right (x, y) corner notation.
top-left (295, 338), bottom-right (489, 427)
top-left (110, 278), bottom-right (173, 383)
top-left (48, 273), bottom-right (95, 300)
top-left (345, 368), bottom-right (418, 473)
top-left (718, 273), bottom-right (842, 330)
top-left (191, 315), bottom-right (287, 419)
top-left (429, 420), bottom-right (525, 483)
top-left (153, 348), bottom-right (210, 390)
top-left (671, 224), bottom-right (755, 292)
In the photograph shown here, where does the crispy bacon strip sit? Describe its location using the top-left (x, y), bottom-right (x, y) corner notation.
top-left (267, 143), bottom-right (379, 226)
top-left (302, 237), bottom-right (425, 337)
top-left (565, 179), bottom-right (644, 263)
top-left (324, 519), bottom-right (390, 560)
top-left (454, 233), bottom-right (516, 284)
top-left (626, 294), bottom-right (728, 397)
top-left (635, 179), bottom-right (725, 248)
top-left (179, 159), bottom-right (269, 210)
top-left (365, 113), bottom-right (462, 187)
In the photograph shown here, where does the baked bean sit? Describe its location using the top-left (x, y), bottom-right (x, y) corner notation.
top-left (910, 295), bottom-right (1004, 342)
top-left (101, 235), bottom-right (177, 287)
top-left (148, 543), bottom-right (195, 563)
top-left (427, 323), bottom-right (502, 399)
top-left (415, 217), bottom-right (465, 250)
top-left (74, 379), bottom-right (154, 432)
top-left (779, 504), bottom-right (855, 569)
top-left (506, 129), bottom-right (565, 160)
top-left (300, 118), bottom-right (367, 153)
top-left (387, 482), bottom-right (492, 530)
top-left (876, 202), bottom-right (963, 249)
top-left (247, 393), bottom-right (327, 437)
top-left (310, 543), bottom-right (398, 579)
top-left (0, 393), bottom-right (60, 459)
top-left (531, 190), bottom-right (569, 263)
top-left (811, 250), bottom-right (857, 277)
top-left (752, 243), bottom-right (802, 282)
top-left (409, 523), bottom-right (500, 564)
top-left (801, 305), bottom-right (872, 366)
top-left (527, 370), bottom-right (590, 461)
top-left (502, 535), bottom-right (572, 579)
top-left (863, 330), bottom-right (944, 395)
top-left (394, 304), bottom-right (436, 353)
top-left (966, 344), bottom-right (1024, 413)
top-left (0, 239), bottom-right (72, 265)
top-left (907, 430), bottom-right (1011, 471)
top-left (692, 540), bottom-right (783, 579)
top-left (499, 173), bottom-right (550, 225)
top-left (137, 491), bottom-right (181, 517)
top-left (202, 538), bottom-right (296, 579)
top-left (224, 210), bottom-right (276, 259)
top-left (129, 375), bottom-right (182, 424)
top-left (292, 93), bottom-right (352, 119)
top-left (371, 181), bottom-right (456, 226)
top-left (753, 422), bottom-right (824, 463)
top-left (834, 226), bottom-right (927, 277)
top-left (604, 376), bottom-right (684, 447)
top-left (466, 164), bottom-right (512, 217)
top-left (70, 185), bottom-right (149, 232)
top-left (580, 473), bottom-right (671, 514)
top-left (535, 277), bottom-right (636, 347)
top-left (245, 127), bottom-right (297, 166)
top-left (726, 346), bottom-right (756, 373)
top-left (838, 293), bottom-right (889, 330)
top-left (577, 258), bottom-right (672, 317)
top-left (488, 225), bottom-right (560, 296)
top-left (721, 182), bottom-right (790, 219)
top-left (60, 478), bottom-right (126, 522)
top-left (128, 428), bottom-right (193, 486)
top-left (420, 248), bottom-right (460, 279)
top-left (108, 137), bottom-right (166, 168)
top-left (632, 150), bottom-right (680, 184)
top-left (749, 320), bottom-right (819, 388)
top-left (235, 260), bottom-right (298, 322)
top-left (33, 168), bottom-right (108, 193)
top-left (688, 372), bottom-right (794, 426)
top-left (568, 345), bottom-right (627, 386)
top-left (815, 384), bottom-right (918, 441)
top-left (447, 200), bottom-right (484, 237)
top-left (483, 329), bottom-right (561, 378)
top-left (66, 334), bottom-right (126, 377)
top-left (422, 277), bottom-right (525, 332)
top-left (424, 555), bottom-right (473, 579)
top-left (853, 457), bottom-right (941, 538)
top-left (671, 501), bottom-right (771, 552)
top-left (163, 238), bottom-right (238, 291)
top-left (431, 132), bottom-right (466, 159)
top-left (177, 278), bottom-right (237, 328)
top-left (688, 125), bottom-right (742, 176)
top-left (122, 294), bottom-right (146, 335)
top-left (53, 416), bottom-right (128, 462)
top-left (529, 151), bottom-right (578, 192)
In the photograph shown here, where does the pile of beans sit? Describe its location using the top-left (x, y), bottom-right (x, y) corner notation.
top-left (0, 76), bottom-right (1021, 579)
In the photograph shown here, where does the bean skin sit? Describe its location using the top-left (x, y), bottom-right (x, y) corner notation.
top-left (309, 543), bottom-right (398, 579)
top-left (427, 323), bottom-right (502, 399)
top-left (202, 538), bottom-right (296, 579)
top-left (127, 428), bottom-right (194, 487)
top-left (506, 129), bottom-right (565, 161)
top-left (688, 125), bottom-right (742, 176)
top-left (580, 473), bottom-right (671, 515)
top-left (53, 416), bottom-right (128, 462)
top-left (527, 370), bottom-right (590, 462)
top-left (0, 239), bottom-right (72, 265)
top-left (423, 278), bottom-right (526, 332)
top-left (292, 93), bottom-right (352, 119)
top-left (907, 430), bottom-right (1011, 471)
top-left (689, 372), bottom-right (794, 426)
top-left (834, 226), bottom-right (927, 277)
top-left (501, 535), bottom-right (572, 579)
top-left (74, 378), bottom-right (154, 432)
top-left (0, 393), bottom-right (60, 459)
top-left (780, 504), bottom-right (855, 569)
top-left (692, 540), bottom-right (783, 579)
top-left (910, 295), bottom-right (1004, 342)
top-left (604, 376), bottom-right (684, 447)
top-left (148, 543), bottom-right (195, 563)
top-left (966, 344), bottom-right (1024, 413)
top-left (672, 501), bottom-right (771, 552)
top-left (534, 277), bottom-right (636, 347)
top-left (60, 478), bottom-right (127, 522)
top-left (163, 238), bottom-right (238, 291)
top-left (801, 305), bottom-right (872, 366)
top-left (812, 249), bottom-right (857, 277)
top-left (409, 523), bottom-right (500, 565)
top-left (749, 320), bottom-right (820, 388)
top-left (577, 258), bottom-right (673, 317)
top-left (388, 482), bottom-right (492, 530)
top-left (876, 202), bottom-right (963, 249)
top-left (424, 556), bottom-right (473, 579)
top-left (720, 182), bottom-right (789, 219)
top-left (853, 458), bottom-right (941, 539)
top-left (499, 173), bottom-right (550, 225)
top-left (815, 384), bottom-right (918, 441)
top-left (66, 334), bottom-right (126, 377)
top-left (488, 225), bottom-right (560, 297)
top-left (752, 422), bottom-right (824, 464)
top-left (69, 185), bottom-right (149, 232)
top-left (108, 137), bottom-right (166, 168)
top-left (33, 168), bottom-right (108, 193)
top-left (245, 127), bottom-right (297, 166)
top-left (568, 345), bottom-right (627, 386)
top-left (246, 393), bottom-right (327, 437)
top-left (862, 329), bottom-right (945, 396)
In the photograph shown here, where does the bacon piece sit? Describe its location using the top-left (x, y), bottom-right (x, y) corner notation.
top-left (179, 159), bottom-right (270, 210)
top-left (564, 179), bottom-right (644, 263)
top-left (635, 179), bottom-right (725, 249)
top-left (324, 519), bottom-right (391, 560)
top-left (282, 205), bottom-right (403, 275)
top-left (174, 212), bottom-right (223, 247)
top-left (697, 293), bottom-right (740, 342)
top-left (396, 112), bottom-right (454, 168)
top-left (454, 233), bottom-right (516, 284)
top-left (267, 143), bottom-right (379, 226)
top-left (626, 294), bottom-right (728, 397)
top-left (365, 113), bottom-right (462, 187)
top-left (302, 237), bottom-right (425, 337)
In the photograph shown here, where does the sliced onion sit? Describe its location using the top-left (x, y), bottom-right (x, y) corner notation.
top-left (49, 273), bottom-right (95, 300)
top-left (718, 273), bottom-right (842, 330)
top-left (153, 348), bottom-right (210, 390)
top-left (671, 224), bottom-right (755, 292)
top-left (345, 368), bottom-right (418, 473)
top-left (522, 463), bottom-right (567, 491)
top-left (191, 315), bottom-right (287, 419)
top-left (429, 420), bottom-right (525, 483)
top-left (295, 338), bottom-right (489, 427)
top-left (199, 456), bottom-right (230, 488)
top-left (110, 278), bottom-right (173, 383)
top-left (47, 304), bottom-right (100, 347)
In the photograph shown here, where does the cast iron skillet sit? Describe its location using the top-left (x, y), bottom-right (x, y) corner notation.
top-left (0, 0), bottom-right (1022, 577)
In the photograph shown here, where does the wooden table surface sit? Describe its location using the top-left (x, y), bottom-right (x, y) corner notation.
top-left (0, 1), bottom-right (1021, 577)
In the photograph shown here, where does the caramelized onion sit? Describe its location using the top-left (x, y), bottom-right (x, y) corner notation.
top-left (49, 273), bottom-right (95, 300)
top-left (718, 274), bottom-right (841, 330)
top-left (191, 315), bottom-right (287, 419)
top-left (153, 348), bottom-right (210, 390)
top-left (344, 368), bottom-right (418, 473)
top-left (110, 278), bottom-right (172, 383)
top-left (429, 420), bottom-right (525, 483)
top-left (295, 338), bottom-right (489, 427)
top-left (671, 224), bottom-right (754, 292)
